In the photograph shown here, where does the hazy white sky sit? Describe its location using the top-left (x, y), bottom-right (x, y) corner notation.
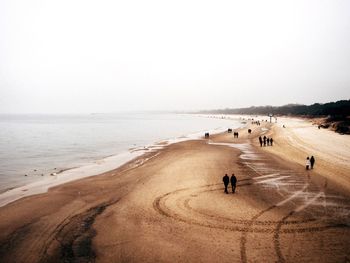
top-left (0, 0), bottom-right (349, 113)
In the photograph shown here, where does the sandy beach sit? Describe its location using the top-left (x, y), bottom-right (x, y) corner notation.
top-left (0, 117), bottom-right (349, 263)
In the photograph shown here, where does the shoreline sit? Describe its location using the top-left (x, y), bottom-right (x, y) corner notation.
top-left (1, 114), bottom-right (348, 208)
top-left (2, 114), bottom-right (349, 208)
top-left (0, 126), bottom-right (237, 207)
top-left (0, 116), bottom-right (349, 262)
top-left (0, 112), bottom-right (243, 196)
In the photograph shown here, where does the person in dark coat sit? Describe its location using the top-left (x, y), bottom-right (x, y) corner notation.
top-left (259, 136), bottom-right (263, 147)
top-left (230, 174), bottom-right (237, 193)
top-left (223, 174), bottom-right (229, 194)
top-left (267, 138), bottom-right (270, 146)
top-left (310, 156), bottom-right (315, 169)
top-left (270, 138), bottom-right (273, 146)
top-left (263, 136), bottom-right (267, 146)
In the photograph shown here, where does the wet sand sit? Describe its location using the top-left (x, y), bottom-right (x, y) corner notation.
top-left (0, 118), bottom-right (349, 263)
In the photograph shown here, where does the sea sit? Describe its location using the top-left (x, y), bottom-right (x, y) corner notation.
top-left (0, 113), bottom-right (242, 193)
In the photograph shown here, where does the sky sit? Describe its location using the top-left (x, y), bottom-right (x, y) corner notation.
top-left (0, 0), bottom-right (349, 113)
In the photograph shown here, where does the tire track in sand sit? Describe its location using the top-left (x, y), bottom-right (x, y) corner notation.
top-left (152, 140), bottom-right (350, 262)
top-left (152, 183), bottom-right (335, 233)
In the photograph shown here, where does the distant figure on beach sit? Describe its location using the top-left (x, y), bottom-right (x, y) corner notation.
top-left (230, 174), bottom-right (237, 193)
top-left (310, 156), bottom-right (315, 169)
top-left (223, 174), bottom-right (229, 194)
top-left (234, 132), bottom-right (239, 138)
top-left (248, 129), bottom-right (252, 134)
top-left (270, 138), bottom-right (273, 146)
top-left (263, 136), bottom-right (267, 146)
top-left (205, 132), bottom-right (209, 139)
top-left (306, 157), bottom-right (311, 170)
top-left (267, 138), bottom-right (270, 146)
top-left (259, 136), bottom-right (263, 147)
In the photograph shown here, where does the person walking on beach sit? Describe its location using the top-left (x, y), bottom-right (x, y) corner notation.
top-left (263, 136), bottom-right (267, 146)
top-left (306, 157), bottom-right (311, 170)
top-left (270, 138), bottom-right (273, 146)
top-left (223, 174), bottom-right (229, 194)
top-left (267, 138), bottom-right (270, 146)
top-left (259, 136), bottom-right (263, 147)
top-left (230, 174), bottom-right (237, 193)
top-left (310, 156), bottom-right (315, 169)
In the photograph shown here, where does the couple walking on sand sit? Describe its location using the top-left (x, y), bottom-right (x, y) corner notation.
top-left (223, 174), bottom-right (237, 194)
top-left (306, 156), bottom-right (315, 170)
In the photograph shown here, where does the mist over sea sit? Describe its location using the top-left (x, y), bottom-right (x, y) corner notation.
top-left (0, 113), bottom-right (241, 193)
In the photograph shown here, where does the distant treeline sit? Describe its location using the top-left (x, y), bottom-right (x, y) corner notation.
top-left (196, 100), bottom-right (350, 117)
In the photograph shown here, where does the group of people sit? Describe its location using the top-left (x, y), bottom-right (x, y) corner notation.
top-left (259, 136), bottom-right (273, 147)
top-left (306, 156), bottom-right (315, 170)
top-left (222, 174), bottom-right (237, 194)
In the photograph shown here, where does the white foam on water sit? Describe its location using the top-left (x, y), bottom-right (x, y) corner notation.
top-left (0, 150), bottom-right (145, 207)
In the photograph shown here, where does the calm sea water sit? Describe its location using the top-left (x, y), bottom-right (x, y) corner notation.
top-left (0, 113), bottom-right (241, 192)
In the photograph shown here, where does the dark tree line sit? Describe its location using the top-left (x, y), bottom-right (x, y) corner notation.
top-left (196, 100), bottom-right (350, 118)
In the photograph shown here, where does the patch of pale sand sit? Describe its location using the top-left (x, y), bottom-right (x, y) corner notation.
top-left (259, 117), bottom-right (350, 192)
